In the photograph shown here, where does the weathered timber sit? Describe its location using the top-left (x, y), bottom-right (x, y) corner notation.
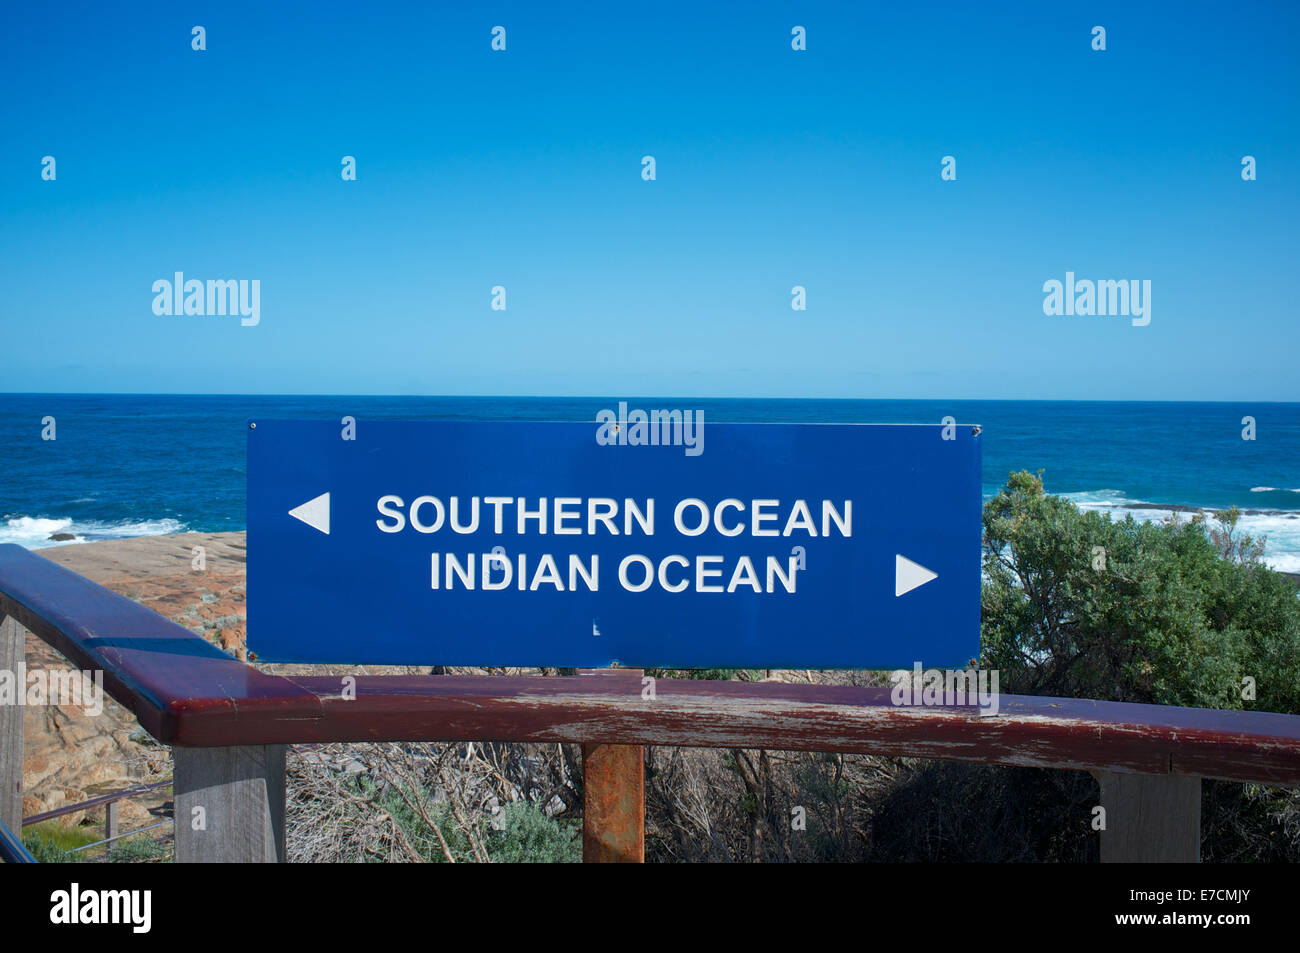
top-left (0, 614), bottom-right (23, 837)
top-left (1099, 771), bottom-right (1201, 862)
top-left (173, 745), bottom-right (286, 863)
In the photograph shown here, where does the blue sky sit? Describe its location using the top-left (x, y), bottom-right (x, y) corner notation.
top-left (0, 1), bottom-right (1296, 400)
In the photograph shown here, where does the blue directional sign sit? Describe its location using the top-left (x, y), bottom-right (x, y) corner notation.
top-left (247, 419), bottom-right (981, 668)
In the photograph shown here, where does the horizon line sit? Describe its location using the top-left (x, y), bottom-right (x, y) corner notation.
top-left (2, 392), bottom-right (1298, 406)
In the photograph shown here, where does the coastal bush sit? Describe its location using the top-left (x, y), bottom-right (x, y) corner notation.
top-left (371, 777), bottom-right (578, 863)
top-left (488, 801), bottom-right (580, 863)
top-left (646, 667), bottom-right (766, 682)
top-left (106, 835), bottom-right (170, 863)
top-left (938, 469), bottom-right (1300, 861)
top-left (368, 777), bottom-right (578, 863)
top-left (866, 762), bottom-right (1099, 862)
top-left (854, 473), bottom-right (1300, 862)
top-left (21, 829), bottom-right (70, 863)
top-left (19, 818), bottom-right (171, 864)
top-left (980, 469), bottom-right (1300, 713)
top-left (285, 743), bottom-right (584, 863)
top-left (370, 777), bottom-right (476, 862)
top-left (19, 820), bottom-right (103, 862)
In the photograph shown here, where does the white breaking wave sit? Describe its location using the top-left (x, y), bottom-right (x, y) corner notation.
top-left (0, 515), bottom-right (186, 550)
top-left (1063, 492), bottom-right (1300, 575)
top-left (1060, 489), bottom-right (1150, 508)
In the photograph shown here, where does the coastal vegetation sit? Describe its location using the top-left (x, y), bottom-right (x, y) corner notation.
top-left (982, 469), bottom-right (1300, 714)
top-left (874, 471), bottom-right (1300, 862)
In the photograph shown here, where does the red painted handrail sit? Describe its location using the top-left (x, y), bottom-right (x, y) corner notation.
top-left (3, 543), bottom-right (1299, 785)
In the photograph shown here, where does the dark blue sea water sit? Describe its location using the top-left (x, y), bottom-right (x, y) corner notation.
top-left (3, 395), bottom-right (1300, 570)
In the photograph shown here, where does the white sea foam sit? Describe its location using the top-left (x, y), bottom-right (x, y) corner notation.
top-left (1061, 489), bottom-right (1150, 508)
top-left (1, 516), bottom-right (73, 546)
top-left (1063, 492), bottom-right (1300, 575)
top-left (0, 515), bottom-right (186, 550)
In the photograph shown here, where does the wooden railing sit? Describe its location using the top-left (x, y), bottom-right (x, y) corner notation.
top-left (3, 541), bottom-right (1299, 862)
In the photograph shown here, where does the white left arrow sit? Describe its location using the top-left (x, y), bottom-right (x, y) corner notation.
top-left (289, 492), bottom-right (330, 535)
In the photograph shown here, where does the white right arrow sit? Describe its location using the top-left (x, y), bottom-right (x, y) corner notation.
top-left (895, 554), bottom-right (937, 597)
top-left (289, 492), bottom-right (330, 535)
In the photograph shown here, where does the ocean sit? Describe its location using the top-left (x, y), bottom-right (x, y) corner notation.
top-left (3, 395), bottom-right (1299, 572)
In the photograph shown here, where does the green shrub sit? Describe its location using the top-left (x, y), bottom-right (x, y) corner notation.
top-left (20, 820), bottom-right (104, 862)
top-left (488, 801), bottom-right (580, 863)
top-left (966, 470), bottom-right (1300, 861)
top-left (106, 835), bottom-right (170, 863)
top-left (21, 830), bottom-right (70, 863)
top-left (365, 777), bottom-right (476, 863)
top-left (980, 470), bottom-right (1300, 713)
top-left (359, 775), bottom-right (578, 863)
top-left (646, 668), bottom-right (764, 681)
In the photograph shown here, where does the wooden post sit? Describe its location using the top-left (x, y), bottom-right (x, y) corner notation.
top-left (1098, 771), bottom-right (1201, 862)
top-left (0, 615), bottom-right (23, 838)
top-left (173, 745), bottom-right (286, 862)
top-left (105, 799), bottom-right (119, 844)
top-left (581, 669), bottom-right (645, 863)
